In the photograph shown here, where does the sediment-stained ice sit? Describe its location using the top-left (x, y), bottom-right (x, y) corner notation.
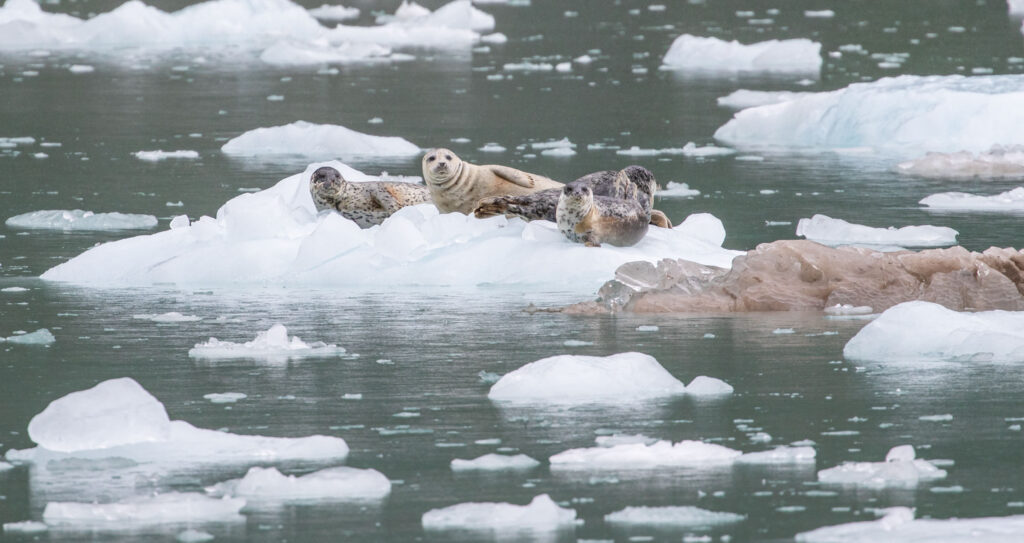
top-left (450, 453), bottom-right (541, 472)
top-left (661, 35), bottom-right (822, 74)
top-left (715, 75), bottom-right (1024, 154)
top-left (221, 121), bottom-right (420, 158)
top-left (421, 494), bottom-right (576, 532)
top-left (604, 506), bottom-right (745, 528)
top-left (796, 214), bottom-right (958, 248)
top-left (716, 89), bottom-right (812, 109)
top-left (6, 210), bottom-right (157, 231)
top-left (844, 301), bottom-right (1024, 363)
top-left (42, 493), bottom-right (245, 527)
top-left (795, 506), bottom-right (1024, 542)
top-left (549, 440), bottom-right (741, 469)
top-left (921, 187), bottom-right (1024, 212)
top-left (487, 353), bottom-right (687, 404)
top-left (40, 162), bottom-right (740, 291)
top-left (188, 324), bottom-right (347, 360)
top-left (207, 466), bottom-right (391, 501)
top-left (817, 445), bottom-right (947, 487)
top-left (898, 145), bottom-right (1024, 179)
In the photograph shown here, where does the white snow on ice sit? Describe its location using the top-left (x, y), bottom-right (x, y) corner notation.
top-left (717, 89), bottom-right (812, 110)
top-left (6, 210), bottom-right (157, 231)
top-left (796, 506), bottom-right (1024, 542)
top-left (604, 506), bottom-right (745, 528)
top-left (39, 161), bottom-right (741, 291)
top-left (207, 466), bottom-right (391, 501)
top-left (42, 493), bottom-right (245, 527)
top-left (422, 494), bottom-right (576, 533)
top-left (450, 453), bottom-right (541, 472)
top-left (898, 145), bottom-right (1024, 179)
top-left (844, 301), bottom-right (1024, 363)
top-left (661, 35), bottom-right (822, 74)
top-left (796, 214), bottom-right (957, 247)
top-left (817, 445), bottom-right (947, 487)
top-left (921, 187), bottom-right (1024, 212)
top-left (221, 121), bottom-right (420, 159)
top-left (189, 323), bottom-right (347, 360)
top-left (715, 75), bottom-right (1024, 154)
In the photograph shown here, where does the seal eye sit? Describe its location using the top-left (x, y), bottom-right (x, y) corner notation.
top-left (445, 155), bottom-right (452, 161)
top-left (427, 157), bottom-right (435, 162)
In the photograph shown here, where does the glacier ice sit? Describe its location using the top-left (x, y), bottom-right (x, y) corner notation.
top-left (487, 353), bottom-right (687, 404)
top-left (817, 445), bottom-right (947, 487)
top-left (450, 453), bottom-right (541, 472)
top-left (796, 214), bottom-right (958, 248)
top-left (422, 494), bottom-right (576, 532)
top-left (206, 466), bottom-right (390, 501)
top-left (221, 121), bottom-right (421, 159)
top-left (921, 187), bottom-right (1024, 212)
top-left (844, 301), bottom-right (1024, 363)
top-left (662, 35), bottom-right (822, 74)
top-left (189, 324), bottom-right (347, 361)
top-left (6, 209), bottom-right (157, 231)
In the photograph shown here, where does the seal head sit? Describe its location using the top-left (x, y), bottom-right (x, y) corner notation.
top-left (310, 166), bottom-right (345, 210)
top-left (422, 148), bottom-right (463, 187)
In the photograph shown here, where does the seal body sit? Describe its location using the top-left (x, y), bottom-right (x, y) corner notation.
top-left (475, 165), bottom-right (672, 228)
top-left (556, 182), bottom-right (650, 247)
top-left (309, 166), bottom-right (431, 228)
top-left (421, 148), bottom-right (563, 215)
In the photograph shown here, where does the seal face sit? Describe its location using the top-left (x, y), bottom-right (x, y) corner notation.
top-left (309, 166), bottom-right (431, 228)
top-left (421, 148), bottom-right (563, 215)
top-left (556, 181), bottom-right (650, 247)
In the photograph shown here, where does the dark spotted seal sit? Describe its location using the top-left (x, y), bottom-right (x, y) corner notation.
top-left (474, 165), bottom-right (672, 228)
top-left (421, 148), bottom-right (563, 215)
top-left (309, 166), bottom-right (432, 228)
top-left (556, 181), bottom-right (650, 247)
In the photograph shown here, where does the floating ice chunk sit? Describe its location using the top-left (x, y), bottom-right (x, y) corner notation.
top-left (504, 61), bottom-right (554, 71)
top-left (333, 0), bottom-right (489, 48)
top-left (604, 506), bottom-right (745, 528)
top-left (616, 142), bottom-right (735, 157)
top-left (134, 150), bottom-right (199, 161)
top-left (921, 187), bottom-right (1024, 212)
top-left (481, 32), bottom-right (507, 44)
top-left (685, 376), bottom-right (733, 396)
top-left (662, 35), bottom-right (822, 74)
top-left (488, 352), bottom-right (687, 404)
top-left (636, 325), bottom-right (659, 331)
top-left (532, 137), bottom-right (576, 151)
top-left (133, 312), bottom-right (202, 322)
top-left (563, 339), bottom-right (593, 346)
top-left (6, 209), bottom-right (157, 231)
top-left (844, 301), bottom-right (1024, 363)
top-left (189, 324), bottom-right (346, 360)
top-left (919, 414), bottom-right (953, 422)
top-left (478, 142), bottom-right (506, 152)
top-left (259, 40), bottom-right (393, 66)
top-left (176, 529), bottom-right (215, 543)
top-left (2, 521), bottom-right (48, 533)
top-left (221, 121), bottom-right (419, 159)
top-left (595, 434), bottom-right (658, 447)
top-left (737, 446), bottom-right (816, 464)
top-left (796, 214), bottom-right (957, 247)
top-left (1012, 0), bottom-right (1024, 15)
top-left (69, 64), bottom-right (95, 73)
top-left (796, 506), bottom-right (1024, 542)
top-left (825, 304), bottom-right (873, 315)
top-left (422, 494), bottom-right (576, 532)
top-left (204, 392), bottom-right (247, 403)
top-left (716, 89), bottom-right (812, 110)
top-left (4, 329), bottom-right (55, 345)
top-left (450, 453), bottom-right (541, 472)
top-left (804, 10), bottom-right (835, 18)
top-left (307, 3), bottom-right (359, 21)
top-left (43, 493), bottom-right (245, 527)
top-left (715, 75), bottom-right (1024, 154)
top-left (10, 377), bottom-right (349, 463)
top-left (0, 461), bottom-right (13, 470)
top-left (550, 440), bottom-right (741, 469)
top-left (899, 145), bottom-right (1024, 179)
top-left (656, 182), bottom-right (700, 198)
top-left (207, 466), bottom-right (390, 501)
top-left (817, 445), bottom-right (946, 487)
top-left (390, 0), bottom-right (431, 21)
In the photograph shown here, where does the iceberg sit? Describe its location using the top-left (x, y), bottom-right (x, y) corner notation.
top-left (898, 145), bottom-right (1024, 179)
top-left (715, 75), bottom-right (1024, 154)
top-left (549, 439), bottom-right (741, 469)
top-left (796, 214), bottom-right (958, 248)
top-left (487, 353), bottom-right (687, 404)
top-left (921, 187), bottom-right (1024, 212)
top-left (6, 209), bottom-right (157, 231)
top-left (450, 453), bottom-right (541, 472)
top-left (42, 493), bottom-right (245, 527)
top-left (188, 324), bottom-right (348, 361)
top-left (796, 507), bottom-right (1024, 542)
top-left (40, 161), bottom-right (740, 292)
top-left (817, 445), bottom-right (947, 487)
top-left (661, 34), bottom-right (822, 74)
top-left (4, 328), bottom-right (56, 345)
top-left (604, 506), bottom-right (745, 528)
top-left (844, 301), bottom-right (1024, 363)
top-left (206, 466), bottom-right (391, 501)
top-left (716, 89), bottom-right (812, 110)
top-left (421, 494), bottom-right (576, 532)
top-left (221, 121), bottom-right (421, 159)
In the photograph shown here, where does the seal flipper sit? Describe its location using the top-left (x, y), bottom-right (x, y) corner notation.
top-left (650, 210), bottom-right (672, 229)
top-left (369, 185), bottom-right (403, 214)
top-left (487, 165), bottom-right (543, 188)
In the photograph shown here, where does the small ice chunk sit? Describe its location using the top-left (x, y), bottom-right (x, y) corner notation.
top-left (796, 214), bottom-right (957, 247)
top-left (189, 324), bottom-right (346, 360)
top-left (176, 529), bottom-right (215, 543)
top-left (795, 507), bottom-right (1024, 542)
top-left (604, 506), bottom-right (745, 528)
top-left (2, 287), bottom-right (29, 292)
top-left (169, 215), bottom-right (190, 229)
top-left (42, 493), bottom-right (245, 526)
top-left (550, 439), bottom-right (741, 469)
top-left (481, 32), bottom-right (507, 44)
top-left (817, 445), bottom-right (947, 487)
top-left (6, 210), bottom-right (157, 231)
top-left (563, 339), bottom-right (593, 346)
top-left (738, 446), bottom-right (816, 464)
top-left (221, 121), bottom-right (420, 159)
top-left (919, 414), bottom-right (953, 422)
top-left (69, 64), bottom-right (95, 73)
top-left (773, 328), bottom-right (795, 334)
top-left (204, 392), bottom-right (247, 404)
top-left (207, 466), bottom-right (390, 501)
top-left (133, 312), bottom-right (202, 323)
top-left (504, 62), bottom-right (554, 71)
top-left (636, 325), bottom-right (659, 332)
top-left (478, 142), bottom-right (506, 152)
top-left (595, 434), bottom-right (658, 447)
top-left (657, 182), bottom-right (700, 197)
top-left (804, 10), bottom-right (835, 18)
top-left (2, 521), bottom-right (48, 533)
top-left (686, 376), bottom-right (733, 396)
top-left (450, 453), bottom-right (541, 472)
top-left (662, 35), bottom-right (822, 74)
top-left (134, 150), bottom-right (199, 161)
top-left (307, 4), bottom-right (360, 21)
top-left (6, 328), bottom-right (56, 345)
top-left (921, 186), bottom-right (1024, 212)
top-left (824, 304), bottom-right (873, 315)
top-left (422, 494), bottom-right (576, 532)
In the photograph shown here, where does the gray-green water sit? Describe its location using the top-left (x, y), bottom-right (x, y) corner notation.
top-left (3, 0), bottom-right (1024, 541)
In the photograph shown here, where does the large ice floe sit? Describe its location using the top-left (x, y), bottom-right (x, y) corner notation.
top-left (714, 75), bottom-right (1024, 154)
top-left (6, 377), bottom-right (349, 463)
top-left (450, 453), bottom-right (541, 472)
top-left (817, 445), bottom-right (947, 488)
top-left (604, 506), bottom-right (745, 529)
top-left (920, 187), bottom-right (1024, 212)
top-left (661, 34), bottom-right (822, 74)
top-left (716, 89), bottom-right (813, 110)
top-left (40, 161), bottom-right (740, 292)
top-left (421, 494), bottom-right (576, 533)
top-left (220, 121), bottom-right (421, 159)
top-left (795, 214), bottom-right (958, 248)
top-left (0, 0), bottom-right (494, 61)
top-left (561, 240), bottom-right (1024, 314)
top-left (206, 466), bottom-right (391, 502)
top-left (188, 323), bottom-right (348, 361)
top-left (550, 438), bottom-right (813, 470)
top-left (42, 493), bottom-right (245, 528)
top-left (898, 145), bottom-right (1024, 179)
top-left (843, 301), bottom-right (1024, 363)
top-left (6, 210), bottom-right (157, 231)
top-left (796, 507), bottom-right (1024, 542)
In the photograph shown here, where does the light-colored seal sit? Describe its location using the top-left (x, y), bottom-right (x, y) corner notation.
top-left (421, 148), bottom-right (563, 215)
top-left (474, 165), bottom-right (672, 228)
top-left (309, 166), bottom-right (431, 228)
top-left (556, 181), bottom-right (650, 247)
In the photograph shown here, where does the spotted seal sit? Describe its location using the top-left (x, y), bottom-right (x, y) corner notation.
top-left (474, 165), bottom-right (672, 228)
top-left (421, 148), bottom-right (564, 215)
top-left (556, 181), bottom-right (650, 247)
top-left (309, 166), bottom-right (432, 228)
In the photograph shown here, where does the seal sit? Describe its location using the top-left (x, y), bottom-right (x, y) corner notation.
top-left (556, 181), bottom-right (650, 247)
top-left (474, 165), bottom-right (672, 228)
top-left (421, 148), bottom-right (563, 215)
top-left (309, 166), bottom-right (432, 228)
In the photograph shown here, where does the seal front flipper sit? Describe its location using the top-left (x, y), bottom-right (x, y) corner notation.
top-left (473, 196), bottom-right (510, 218)
top-left (487, 165), bottom-right (543, 188)
top-left (368, 185), bottom-right (403, 214)
top-left (651, 209), bottom-right (672, 229)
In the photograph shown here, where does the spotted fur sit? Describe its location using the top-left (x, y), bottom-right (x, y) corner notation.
top-left (309, 166), bottom-right (431, 228)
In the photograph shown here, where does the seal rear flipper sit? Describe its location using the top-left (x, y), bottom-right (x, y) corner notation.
top-left (650, 210), bottom-right (672, 228)
top-left (473, 197), bottom-right (510, 218)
